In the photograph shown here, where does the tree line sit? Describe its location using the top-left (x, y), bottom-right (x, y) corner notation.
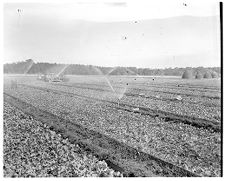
top-left (4, 59), bottom-right (221, 77)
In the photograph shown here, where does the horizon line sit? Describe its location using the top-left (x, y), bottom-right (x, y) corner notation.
top-left (4, 60), bottom-right (221, 69)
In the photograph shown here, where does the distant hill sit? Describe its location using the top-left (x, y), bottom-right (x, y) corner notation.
top-left (4, 59), bottom-right (221, 77)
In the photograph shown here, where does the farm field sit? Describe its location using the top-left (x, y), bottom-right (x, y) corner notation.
top-left (3, 74), bottom-right (221, 177)
top-left (4, 102), bottom-right (122, 177)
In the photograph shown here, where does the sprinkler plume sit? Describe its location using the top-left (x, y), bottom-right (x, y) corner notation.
top-left (90, 66), bottom-right (116, 93)
top-left (24, 60), bottom-right (34, 74)
top-left (104, 76), bottom-right (115, 93)
top-left (57, 64), bottom-right (69, 77)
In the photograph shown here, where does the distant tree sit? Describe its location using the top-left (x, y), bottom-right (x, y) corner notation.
top-left (3, 60), bottom-right (221, 77)
top-left (203, 72), bottom-right (212, 79)
top-left (195, 72), bottom-right (203, 79)
top-left (182, 70), bottom-right (193, 79)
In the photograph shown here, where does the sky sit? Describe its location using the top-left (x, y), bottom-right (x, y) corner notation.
top-left (4, 0), bottom-right (221, 68)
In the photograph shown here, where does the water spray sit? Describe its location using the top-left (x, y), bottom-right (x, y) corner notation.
top-left (57, 64), bottom-right (70, 77)
top-left (104, 76), bottom-right (115, 93)
top-left (91, 66), bottom-right (116, 93)
top-left (117, 98), bottom-right (120, 107)
top-left (116, 83), bottom-right (128, 107)
top-left (106, 67), bottom-right (118, 76)
top-left (24, 60), bottom-right (34, 74)
top-left (90, 66), bottom-right (130, 108)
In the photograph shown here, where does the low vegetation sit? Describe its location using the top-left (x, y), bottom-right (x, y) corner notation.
top-left (4, 102), bottom-right (122, 177)
top-left (3, 75), bottom-right (221, 177)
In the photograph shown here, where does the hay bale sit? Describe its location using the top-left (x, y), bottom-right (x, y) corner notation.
top-left (203, 72), bottom-right (212, 79)
top-left (211, 72), bottom-right (219, 78)
top-left (182, 70), bottom-right (193, 79)
top-left (195, 72), bottom-right (203, 79)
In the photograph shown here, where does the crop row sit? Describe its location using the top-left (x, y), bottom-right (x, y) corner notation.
top-left (4, 84), bottom-right (221, 176)
top-left (18, 82), bottom-right (221, 122)
top-left (5, 94), bottom-right (199, 177)
top-left (17, 83), bottom-right (221, 132)
top-left (53, 82), bottom-right (220, 108)
top-left (4, 102), bottom-right (122, 177)
top-left (57, 81), bottom-right (220, 99)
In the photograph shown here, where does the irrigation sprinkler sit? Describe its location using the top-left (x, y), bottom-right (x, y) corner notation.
top-left (117, 98), bottom-right (120, 107)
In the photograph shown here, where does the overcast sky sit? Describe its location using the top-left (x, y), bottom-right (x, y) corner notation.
top-left (4, 0), bottom-right (220, 68)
